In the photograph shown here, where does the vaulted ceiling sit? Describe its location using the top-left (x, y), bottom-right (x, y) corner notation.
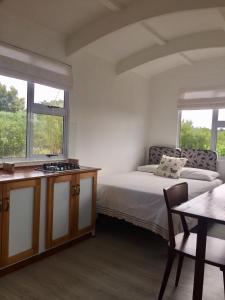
top-left (1, 0), bottom-right (225, 78)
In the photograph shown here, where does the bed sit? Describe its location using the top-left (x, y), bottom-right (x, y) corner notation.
top-left (97, 147), bottom-right (223, 240)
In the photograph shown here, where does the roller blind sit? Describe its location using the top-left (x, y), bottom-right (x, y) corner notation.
top-left (178, 89), bottom-right (225, 110)
top-left (0, 42), bottom-right (73, 90)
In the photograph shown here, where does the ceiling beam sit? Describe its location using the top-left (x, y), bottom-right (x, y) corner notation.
top-left (179, 53), bottom-right (193, 65)
top-left (116, 30), bottom-right (225, 74)
top-left (141, 22), bottom-right (193, 66)
top-left (217, 8), bottom-right (225, 30)
top-left (141, 22), bottom-right (166, 46)
top-left (66, 0), bottom-right (225, 56)
top-left (98, 0), bottom-right (121, 11)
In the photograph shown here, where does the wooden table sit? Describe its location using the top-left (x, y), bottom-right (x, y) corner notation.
top-left (171, 184), bottom-right (225, 300)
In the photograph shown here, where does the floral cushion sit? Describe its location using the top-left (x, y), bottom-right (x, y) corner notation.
top-left (154, 155), bottom-right (187, 179)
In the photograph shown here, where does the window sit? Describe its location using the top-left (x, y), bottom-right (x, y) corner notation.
top-left (178, 89), bottom-right (225, 157)
top-left (34, 83), bottom-right (64, 108)
top-left (0, 74), bottom-right (68, 160)
top-left (180, 110), bottom-right (212, 150)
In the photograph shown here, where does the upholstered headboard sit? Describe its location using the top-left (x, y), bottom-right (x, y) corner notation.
top-left (149, 146), bottom-right (181, 164)
top-left (149, 146), bottom-right (217, 171)
top-left (181, 149), bottom-right (217, 171)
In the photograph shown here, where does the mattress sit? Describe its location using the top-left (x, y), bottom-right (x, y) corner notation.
top-left (97, 171), bottom-right (223, 239)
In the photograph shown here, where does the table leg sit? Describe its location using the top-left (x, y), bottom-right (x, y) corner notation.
top-left (193, 218), bottom-right (207, 300)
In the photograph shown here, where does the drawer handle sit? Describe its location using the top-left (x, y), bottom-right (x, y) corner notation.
top-left (3, 197), bottom-right (9, 211)
top-left (71, 185), bottom-right (76, 197)
top-left (76, 184), bottom-right (80, 196)
top-left (71, 185), bottom-right (80, 197)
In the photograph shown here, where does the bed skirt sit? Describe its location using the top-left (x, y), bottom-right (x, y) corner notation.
top-left (97, 205), bottom-right (169, 240)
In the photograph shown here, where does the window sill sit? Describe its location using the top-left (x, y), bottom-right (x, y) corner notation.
top-left (0, 156), bottom-right (67, 168)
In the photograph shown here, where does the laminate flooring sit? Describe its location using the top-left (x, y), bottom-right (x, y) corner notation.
top-left (0, 217), bottom-right (223, 300)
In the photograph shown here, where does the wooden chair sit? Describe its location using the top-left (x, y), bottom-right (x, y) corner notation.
top-left (158, 182), bottom-right (225, 300)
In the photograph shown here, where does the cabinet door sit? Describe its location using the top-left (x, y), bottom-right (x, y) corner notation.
top-left (46, 175), bottom-right (75, 249)
top-left (1, 179), bottom-right (40, 266)
top-left (0, 184), bottom-right (3, 265)
top-left (77, 172), bottom-right (97, 235)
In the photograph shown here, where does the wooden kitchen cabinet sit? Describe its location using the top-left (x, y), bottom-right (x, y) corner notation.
top-left (0, 184), bottom-right (3, 264)
top-left (0, 179), bottom-right (40, 266)
top-left (77, 171), bottom-right (97, 235)
top-left (0, 166), bottom-right (99, 272)
top-left (46, 174), bottom-right (76, 248)
top-left (46, 171), bottom-right (97, 249)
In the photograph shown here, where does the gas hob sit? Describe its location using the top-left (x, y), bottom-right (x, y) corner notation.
top-left (36, 162), bottom-right (80, 173)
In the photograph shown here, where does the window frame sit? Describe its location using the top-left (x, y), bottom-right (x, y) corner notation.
top-left (178, 108), bottom-right (225, 157)
top-left (0, 77), bottom-right (68, 162)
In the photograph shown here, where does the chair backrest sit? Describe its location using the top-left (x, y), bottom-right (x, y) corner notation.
top-left (163, 182), bottom-right (189, 248)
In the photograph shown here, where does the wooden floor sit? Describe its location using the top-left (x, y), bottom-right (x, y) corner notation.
top-left (0, 217), bottom-right (223, 300)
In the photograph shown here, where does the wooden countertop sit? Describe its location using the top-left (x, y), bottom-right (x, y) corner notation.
top-left (0, 166), bottom-right (101, 183)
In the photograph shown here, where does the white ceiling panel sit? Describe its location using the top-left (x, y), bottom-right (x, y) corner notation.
top-left (218, 7), bottom-right (225, 23)
top-left (1, 1), bottom-right (225, 78)
top-left (184, 48), bottom-right (225, 61)
top-left (113, 0), bottom-right (134, 8)
top-left (146, 8), bottom-right (224, 41)
top-left (97, 0), bottom-right (134, 10)
top-left (0, 0), bottom-right (109, 35)
top-left (132, 54), bottom-right (187, 79)
top-left (84, 23), bottom-right (156, 63)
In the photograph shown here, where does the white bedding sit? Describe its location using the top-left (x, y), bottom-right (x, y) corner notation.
top-left (97, 171), bottom-right (223, 239)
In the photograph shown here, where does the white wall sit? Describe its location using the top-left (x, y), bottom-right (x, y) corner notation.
top-left (68, 53), bottom-right (150, 174)
top-left (0, 13), bottom-right (151, 175)
top-left (148, 58), bottom-right (225, 177)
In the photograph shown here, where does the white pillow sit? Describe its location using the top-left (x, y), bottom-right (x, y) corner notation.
top-left (137, 164), bottom-right (158, 173)
top-left (154, 155), bottom-right (187, 179)
top-left (180, 167), bottom-right (220, 181)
